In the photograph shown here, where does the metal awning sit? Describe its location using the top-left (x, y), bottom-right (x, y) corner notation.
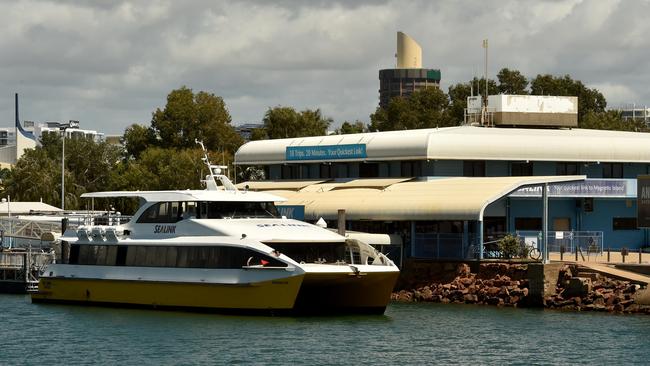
top-left (329, 178), bottom-right (413, 190)
top-left (235, 180), bottom-right (326, 191)
top-left (263, 176), bottom-right (585, 221)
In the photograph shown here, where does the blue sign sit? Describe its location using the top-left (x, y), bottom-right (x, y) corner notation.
top-left (286, 144), bottom-right (367, 161)
top-left (277, 205), bottom-right (305, 220)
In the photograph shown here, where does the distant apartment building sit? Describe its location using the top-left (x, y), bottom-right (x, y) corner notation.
top-left (235, 123), bottom-right (264, 141)
top-left (618, 105), bottom-right (650, 125)
top-left (378, 32), bottom-right (441, 108)
top-left (0, 94), bottom-right (109, 167)
top-left (35, 122), bottom-right (105, 143)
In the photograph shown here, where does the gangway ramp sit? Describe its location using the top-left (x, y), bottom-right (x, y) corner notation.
top-left (575, 262), bottom-right (650, 286)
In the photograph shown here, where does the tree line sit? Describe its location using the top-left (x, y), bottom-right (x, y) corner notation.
top-left (1, 69), bottom-right (646, 211)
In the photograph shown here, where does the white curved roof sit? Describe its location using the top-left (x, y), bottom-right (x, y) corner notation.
top-left (235, 126), bottom-right (650, 164)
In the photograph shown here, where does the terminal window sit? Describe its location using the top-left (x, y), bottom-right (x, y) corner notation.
top-left (359, 162), bottom-right (379, 178)
top-left (463, 160), bottom-right (486, 177)
top-left (401, 161), bottom-right (422, 177)
top-left (320, 163), bottom-right (336, 179)
top-left (511, 162), bottom-right (533, 176)
top-left (602, 163), bottom-right (623, 178)
top-left (515, 217), bottom-right (542, 231)
top-left (613, 217), bottom-right (638, 230)
top-left (556, 162), bottom-right (579, 175)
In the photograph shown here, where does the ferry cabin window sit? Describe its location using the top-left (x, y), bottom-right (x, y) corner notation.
top-left (137, 201), bottom-right (197, 223)
top-left (137, 202), bottom-right (182, 223)
top-left (266, 242), bottom-right (347, 264)
top-left (69, 244), bottom-right (286, 268)
top-left (197, 201), bottom-right (278, 219)
top-left (602, 163), bottom-right (624, 178)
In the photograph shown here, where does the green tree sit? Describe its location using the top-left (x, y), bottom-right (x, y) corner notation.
top-left (497, 68), bottom-right (528, 94)
top-left (4, 148), bottom-right (60, 205)
top-left (498, 234), bottom-right (521, 259)
top-left (65, 138), bottom-right (123, 205)
top-left (150, 86), bottom-right (243, 153)
top-left (112, 147), bottom-right (209, 192)
top-left (370, 87), bottom-right (456, 131)
top-left (249, 128), bottom-right (268, 141)
top-left (580, 110), bottom-right (649, 132)
top-left (123, 123), bottom-right (155, 159)
top-left (530, 74), bottom-right (606, 121)
top-left (4, 135), bottom-right (121, 209)
top-left (262, 107), bottom-right (332, 139)
top-left (448, 82), bottom-right (473, 124)
top-left (337, 120), bottom-right (366, 134)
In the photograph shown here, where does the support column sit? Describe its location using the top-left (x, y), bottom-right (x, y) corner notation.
top-left (337, 209), bottom-right (346, 236)
top-left (479, 219), bottom-right (484, 260)
top-left (410, 221), bottom-right (416, 258)
top-left (542, 183), bottom-right (549, 264)
top-left (463, 221), bottom-right (469, 258)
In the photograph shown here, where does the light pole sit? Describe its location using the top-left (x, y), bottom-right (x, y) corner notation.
top-left (56, 120), bottom-right (79, 210)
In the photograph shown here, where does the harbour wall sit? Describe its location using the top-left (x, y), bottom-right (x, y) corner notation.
top-left (393, 259), bottom-right (650, 313)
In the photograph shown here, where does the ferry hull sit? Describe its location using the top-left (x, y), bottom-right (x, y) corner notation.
top-left (32, 269), bottom-right (399, 315)
top-left (31, 276), bottom-right (303, 311)
top-left (293, 270), bottom-right (400, 315)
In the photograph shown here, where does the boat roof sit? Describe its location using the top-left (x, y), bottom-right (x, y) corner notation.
top-left (81, 189), bottom-right (287, 203)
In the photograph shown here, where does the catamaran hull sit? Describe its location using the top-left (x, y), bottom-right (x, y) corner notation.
top-left (293, 270), bottom-right (400, 314)
top-left (31, 269), bottom-right (399, 315)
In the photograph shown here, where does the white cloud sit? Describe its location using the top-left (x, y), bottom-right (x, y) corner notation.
top-left (0, 0), bottom-right (649, 135)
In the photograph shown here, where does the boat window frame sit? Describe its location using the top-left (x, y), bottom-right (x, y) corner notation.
top-left (65, 244), bottom-right (287, 269)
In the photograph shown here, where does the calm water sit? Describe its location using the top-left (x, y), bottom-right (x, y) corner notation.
top-left (1, 295), bottom-right (649, 365)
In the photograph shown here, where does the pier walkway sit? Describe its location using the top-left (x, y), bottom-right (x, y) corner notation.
top-left (571, 262), bottom-right (650, 286)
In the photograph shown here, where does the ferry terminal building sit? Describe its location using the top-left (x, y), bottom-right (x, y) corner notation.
top-left (233, 125), bottom-right (650, 260)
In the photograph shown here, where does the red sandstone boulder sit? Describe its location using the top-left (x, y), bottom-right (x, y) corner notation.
top-left (456, 263), bottom-right (471, 277)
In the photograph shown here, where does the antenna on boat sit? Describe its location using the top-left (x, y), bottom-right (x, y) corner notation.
top-left (195, 139), bottom-right (238, 192)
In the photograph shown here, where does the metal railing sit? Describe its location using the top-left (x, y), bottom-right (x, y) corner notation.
top-left (516, 230), bottom-right (604, 255)
top-left (412, 230), bottom-right (604, 260)
top-left (0, 249), bottom-right (56, 292)
top-left (413, 233), bottom-right (478, 259)
top-left (0, 218), bottom-right (61, 239)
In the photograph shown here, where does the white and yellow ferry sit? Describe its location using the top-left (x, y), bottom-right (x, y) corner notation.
top-left (32, 144), bottom-right (399, 315)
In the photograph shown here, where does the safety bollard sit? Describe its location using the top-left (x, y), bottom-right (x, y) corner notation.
top-left (607, 247), bottom-right (610, 262)
top-left (640, 247), bottom-right (643, 264)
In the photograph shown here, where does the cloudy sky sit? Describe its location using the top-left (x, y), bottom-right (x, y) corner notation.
top-left (1, 0), bottom-right (648, 135)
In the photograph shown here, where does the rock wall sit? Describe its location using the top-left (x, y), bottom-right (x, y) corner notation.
top-left (545, 264), bottom-right (650, 314)
top-left (393, 263), bottom-right (532, 307)
top-left (393, 261), bottom-right (650, 314)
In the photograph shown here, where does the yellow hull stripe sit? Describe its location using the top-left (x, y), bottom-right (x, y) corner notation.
top-left (32, 276), bottom-right (304, 310)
